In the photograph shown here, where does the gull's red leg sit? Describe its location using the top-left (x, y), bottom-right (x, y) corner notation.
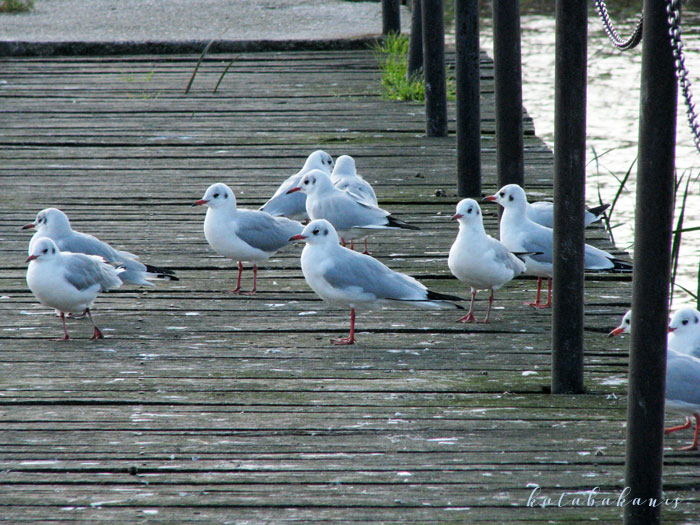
top-left (56, 311), bottom-right (70, 341)
top-left (481, 289), bottom-right (494, 323)
top-left (333, 308), bottom-right (356, 345)
top-left (86, 309), bottom-right (104, 340)
top-left (457, 290), bottom-right (477, 323)
top-left (241, 265), bottom-right (258, 295)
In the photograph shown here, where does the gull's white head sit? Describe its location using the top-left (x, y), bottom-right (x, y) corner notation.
top-left (303, 150), bottom-right (334, 174)
top-left (452, 198), bottom-right (484, 230)
top-left (485, 184), bottom-right (528, 212)
top-left (25, 237), bottom-right (60, 263)
top-left (287, 169), bottom-right (334, 196)
top-left (608, 310), bottom-right (632, 337)
top-left (331, 155), bottom-right (357, 178)
top-left (669, 308), bottom-right (700, 335)
top-left (289, 219), bottom-right (339, 246)
top-left (195, 183), bottom-right (236, 209)
top-left (23, 208), bottom-right (72, 236)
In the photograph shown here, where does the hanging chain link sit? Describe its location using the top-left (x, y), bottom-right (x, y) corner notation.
top-left (594, 0), bottom-right (644, 50)
top-left (667, 0), bottom-right (700, 156)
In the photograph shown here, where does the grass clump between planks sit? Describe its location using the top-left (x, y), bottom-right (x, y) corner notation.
top-left (0, 0), bottom-right (33, 13)
top-left (372, 34), bottom-right (425, 102)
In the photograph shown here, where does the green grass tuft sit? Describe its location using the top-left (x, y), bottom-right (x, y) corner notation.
top-left (0, 0), bottom-right (33, 13)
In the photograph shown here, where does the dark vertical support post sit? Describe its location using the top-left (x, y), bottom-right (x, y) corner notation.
top-left (455, 0), bottom-right (481, 197)
top-left (624, 0), bottom-right (677, 523)
top-left (492, 0), bottom-right (524, 190)
top-left (407, 0), bottom-right (423, 78)
top-left (382, 0), bottom-right (401, 35)
top-left (551, 0), bottom-right (587, 394)
top-left (422, 0), bottom-right (448, 137)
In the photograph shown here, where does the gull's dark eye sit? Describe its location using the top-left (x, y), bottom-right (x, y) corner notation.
top-left (682, 319), bottom-right (689, 325)
top-left (213, 193), bottom-right (219, 198)
top-left (509, 195), bottom-right (514, 201)
top-left (499, 191), bottom-right (505, 197)
top-left (42, 248), bottom-right (48, 254)
top-left (625, 319), bottom-right (630, 325)
top-left (312, 228), bottom-right (320, 235)
top-left (304, 179), bottom-right (309, 185)
top-left (467, 206), bottom-right (473, 214)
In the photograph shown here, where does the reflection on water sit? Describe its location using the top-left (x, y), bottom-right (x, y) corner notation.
top-left (478, 7), bottom-right (700, 307)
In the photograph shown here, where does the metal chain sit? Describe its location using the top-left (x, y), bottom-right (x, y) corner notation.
top-left (667, 0), bottom-right (700, 156)
top-left (594, 0), bottom-right (644, 50)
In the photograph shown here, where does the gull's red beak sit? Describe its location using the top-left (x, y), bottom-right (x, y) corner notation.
top-left (668, 326), bottom-right (676, 333)
top-left (25, 254), bottom-right (38, 263)
top-left (21, 222), bottom-right (36, 230)
top-left (608, 326), bottom-right (625, 337)
top-left (483, 195), bottom-right (497, 202)
top-left (451, 213), bottom-right (463, 221)
top-left (286, 187), bottom-right (302, 194)
top-left (289, 234), bottom-right (306, 242)
top-left (193, 199), bottom-right (208, 207)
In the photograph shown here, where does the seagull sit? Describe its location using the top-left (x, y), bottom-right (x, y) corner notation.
top-left (448, 199), bottom-right (526, 323)
top-left (485, 184), bottom-right (632, 308)
top-left (25, 237), bottom-right (123, 340)
top-left (287, 169), bottom-right (418, 247)
top-left (525, 199), bottom-right (610, 229)
top-left (609, 310), bottom-right (700, 450)
top-left (290, 219), bottom-right (462, 345)
top-left (22, 208), bottom-right (177, 286)
top-left (330, 155), bottom-right (378, 206)
top-left (195, 182), bottom-right (303, 294)
top-left (668, 307), bottom-right (700, 358)
top-left (259, 150), bottom-right (334, 220)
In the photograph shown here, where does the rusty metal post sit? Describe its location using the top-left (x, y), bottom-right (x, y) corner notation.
top-left (551, 0), bottom-right (587, 394)
top-left (382, 0), bottom-right (401, 35)
top-left (407, 0), bottom-right (423, 78)
top-left (455, 0), bottom-right (481, 197)
top-left (624, 0), bottom-right (677, 522)
top-left (422, 0), bottom-right (447, 137)
top-left (492, 0), bottom-right (524, 190)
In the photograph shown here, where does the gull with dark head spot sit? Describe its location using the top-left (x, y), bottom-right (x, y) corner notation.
top-left (287, 169), bottom-right (418, 250)
top-left (195, 183), bottom-right (303, 294)
top-left (290, 219), bottom-right (462, 345)
top-left (25, 237), bottom-right (123, 340)
top-left (22, 207), bottom-right (177, 286)
top-left (448, 199), bottom-right (526, 323)
top-left (260, 150), bottom-right (334, 220)
top-left (609, 310), bottom-right (700, 450)
top-left (485, 184), bottom-right (632, 308)
top-left (668, 307), bottom-right (700, 358)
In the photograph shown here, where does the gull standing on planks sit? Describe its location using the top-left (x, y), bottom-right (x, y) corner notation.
top-left (609, 310), bottom-right (700, 450)
top-left (287, 170), bottom-right (418, 246)
top-left (290, 219), bottom-right (462, 345)
top-left (25, 237), bottom-right (123, 340)
top-left (485, 184), bottom-right (632, 308)
top-left (448, 199), bottom-right (526, 323)
top-left (330, 155), bottom-right (378, 206)
top-left (668, 308), bottom-right (700, 358)
top-left (195, 183), bottom-right (303, 294)
top-left (23, 208), bottom-right (177, 286)
top-left (260, 150), bottom-right (334, 220)
top-left (525, 199), bottom-right (610, 229)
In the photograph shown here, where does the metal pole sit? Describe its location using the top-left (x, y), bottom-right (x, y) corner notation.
top-left (624, 0), bottom-right (677, 522)
top-left (455, 0), bottom-right (481, 197)
top-left (407, 0), bottom-right (423, 78)
top-left (422, 0), bottom-right (448, 137)
top-left (382, 0), bottom-right (401, 35)
top-left (551, 0), bottom-right (586, 394)
top-left (492, 0), bottom-right (524, 190)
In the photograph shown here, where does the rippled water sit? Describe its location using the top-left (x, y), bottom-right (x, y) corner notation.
top-left (478, 9), bottom-right (700, 307)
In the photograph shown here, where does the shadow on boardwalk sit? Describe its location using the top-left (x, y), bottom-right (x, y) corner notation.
top-left (0, 50), bottom-right (695, 522)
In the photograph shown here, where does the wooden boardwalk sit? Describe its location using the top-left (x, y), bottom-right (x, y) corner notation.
top-left (0, 50), bottom-right (696, 522)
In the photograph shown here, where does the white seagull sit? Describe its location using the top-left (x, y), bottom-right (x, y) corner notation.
top-left (290, 219), bottom-right (462, 345)
top-left (195, 182), bottom-right (303, 294)
top-left (287, 169), bottom-right (418, 247)
top-left (668, 308), bottom-right (700, 358)
top-left (609, 310), bottom-right (700, 450)
top-left (525, 199), bottom-right (610, 229)
top-left (259, 150), bottom-right (334, 220)
top-left (448, 199), bottom-right (526, 323)
top-left (485, 184), bottom-right (632, 308)
top-left (330, 155), bottom-right (378, 206)
top-left (23, 208), bottom-right (177, 286)
top-left (26, 237), bottom-right (123, 340)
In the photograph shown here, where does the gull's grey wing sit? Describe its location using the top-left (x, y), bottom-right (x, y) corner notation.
top-left (235, 210), bottom-right (303, 253)
top-left (334, 179), bottom-right (378, 207)
top-left (63, 253), bottom-right (123, 292)
top-left (487, 237), bottom-right (526, 274)
top-left (516, 227), bottom-right (554, 265)
top-left (58, 231), bottom-right (139, 265)
top-left (308, 192), bottom-right (390, 232)
top-left (321, 250), bottom-right (425, 301)
top-left (666, 352), bottom-right (700, 405)
top-left (260, 173), bottom-right (307, 218)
